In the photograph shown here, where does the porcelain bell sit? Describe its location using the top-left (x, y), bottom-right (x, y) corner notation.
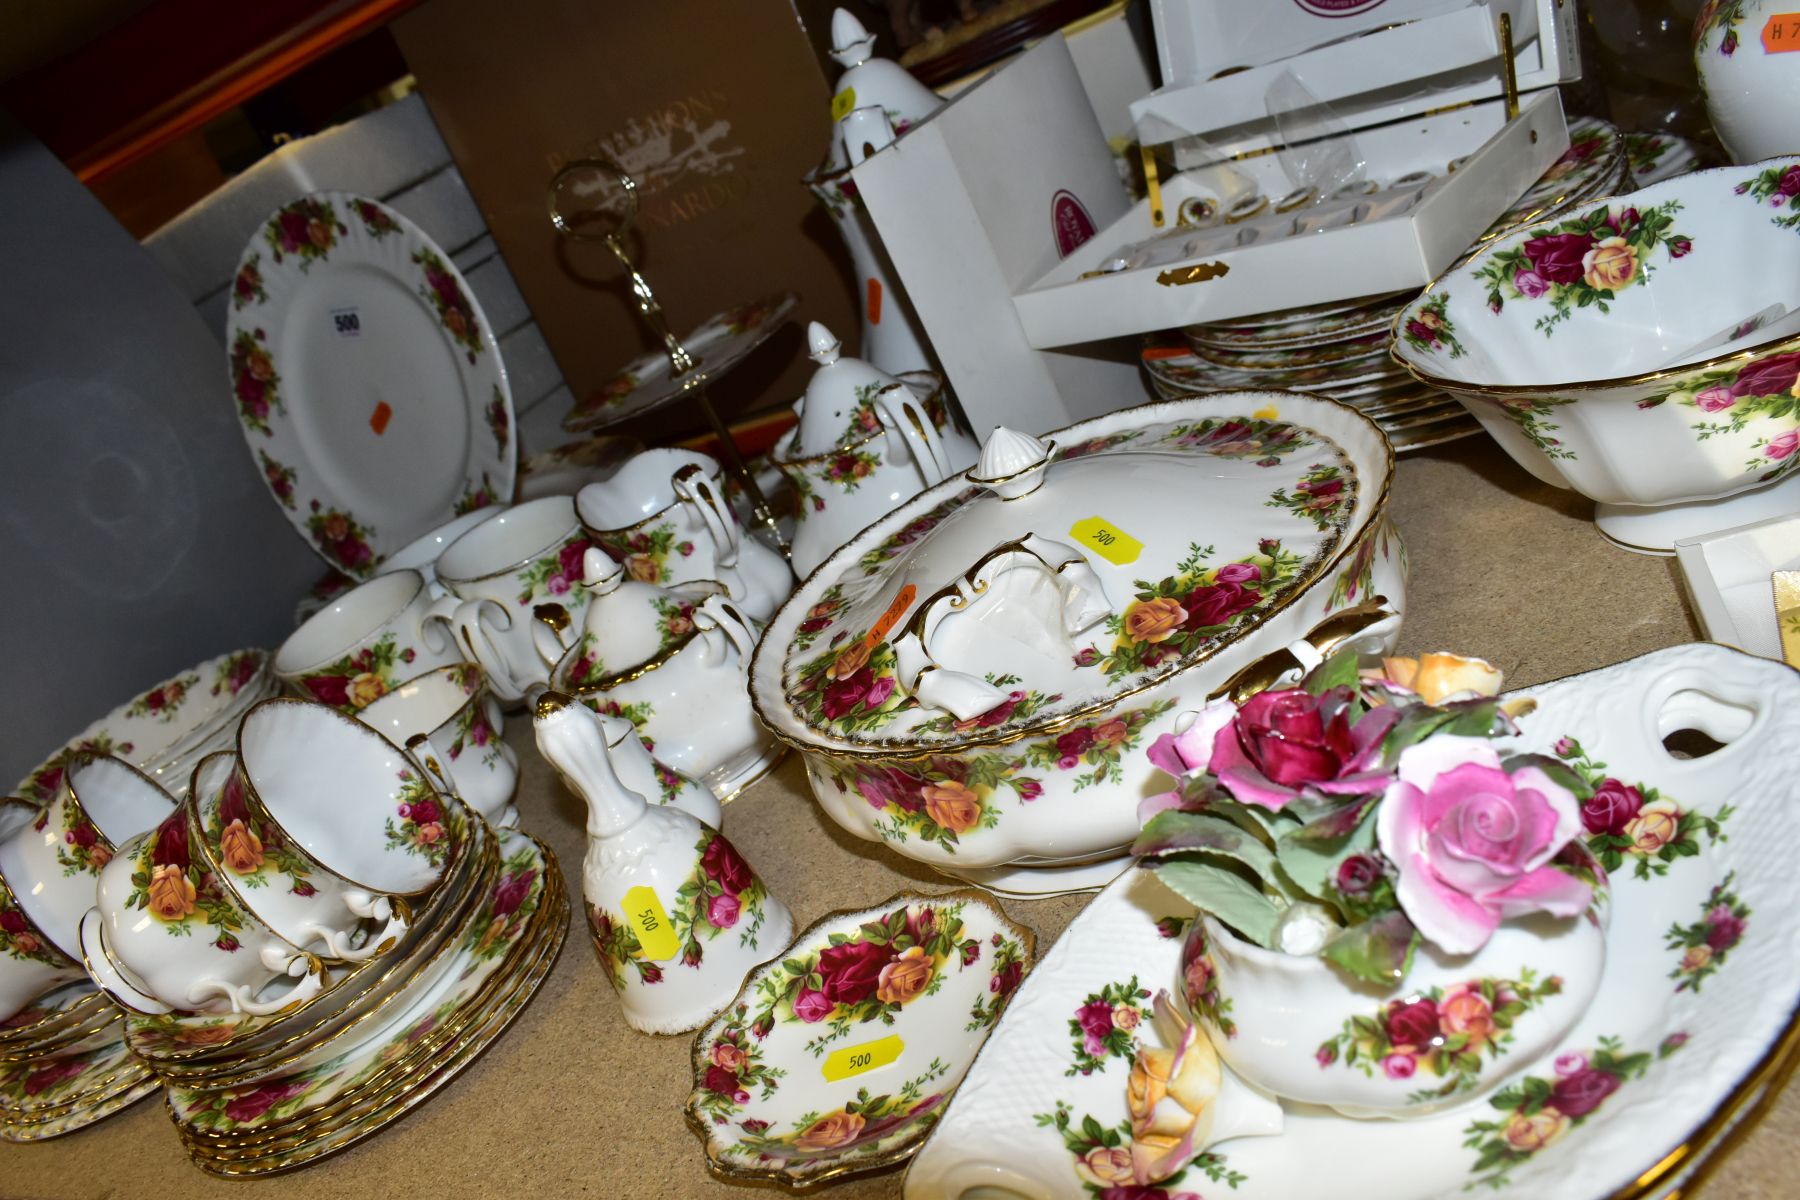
top-left (534, 693), bottom-right (791, 1035)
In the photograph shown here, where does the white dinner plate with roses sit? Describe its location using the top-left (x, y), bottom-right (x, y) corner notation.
top-left (905, 643), bottom-right (1800, 1200)
top-left (225, 192), bottom-right (515, 579)
top-left (685, 889), bottom-right (1035, 1189)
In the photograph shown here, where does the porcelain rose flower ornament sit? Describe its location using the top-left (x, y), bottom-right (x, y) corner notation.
top-left (1375, 736), bottom-right (1591, 955)
top-left (1133, 647), bottom-right (1601, 986)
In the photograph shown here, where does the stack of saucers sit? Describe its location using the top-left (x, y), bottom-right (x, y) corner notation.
top-left (68, 700), bottom-right (565, 1176)
top-left (13, 648), bottom-right (278, 806)
top-left (0, 982), bottom-right (159, 1141)
top-left (1143, 289), bottom-right (1483, 452)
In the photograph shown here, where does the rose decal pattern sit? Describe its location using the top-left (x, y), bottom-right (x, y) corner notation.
top-left (1484, 395), bottom-right (1577, 460)
top-left (300, 632), bottom-right (416, 713)
top-left (1461, 1034), bottom-right (1687, 1188)
top-left (1665, 870), bottom-right (1749, 992)
top-left (1066, 977), bottom-right (1151, 1077)
top-left (383, 769), bottom-right (451, 869)
top-left (53, 796), bottom-right (112, 877)
top-left (1736, 162), bottom-right (1800, 233)
top-left (352, 198), bottom-right (403, 238)
top-left (125, 673), bottom-right (198, 723)
top-left (0, 886), bottom-right (68, 968)
top-left (512, 535), bottom-right (595, 607)
top-left (259, 449), bottom-right (298, 509)
top-left (413, 246), bottom-right (483, 364)
top-left (728, 1070), bottom-right (949, 1166)
top-left (230, 328), bottom-right (283, 435)
top-left (1179, 923), bottom-right (1236, 1040)
top-left (205, 767), bottom-right (316, 897)
top-left (589, 829), bottom-right (773, 990)
top-left (1400, 292), bottom-right (1465, 358)
top-left (739, 900), bottom-right (1014, 1056)
top-left (486, 385), bottom-right (509, 456)
top-left (304, 501), bottom-right (377, 576)
top-left (1553, 736), bottom-right (1732, 879)
top-left (1326, 518), bottom-right (1402, 611)
top-left (1034, 1100), bottom-right (1246, 1200)
top-left (0, 1045), bottom-right (117, 1106)
top-left (1474, 201), bottom-right (1692, 335)
top-left (262, 197), bottom-right (343, 269)
top-left (454, 472), bottom-right (499, 518)
top-left (592, 523), bottom-right (695, 587)
top-left (1266, 463), bottom-right (1350, 532)
top-left (1103, 540), bottom-right (1309, 680)
top-left (692, 1022), bottom-right (786, 1124)
top-left (1692, 1), bottom-right (1747, 55)
top-left (1159, 417), bottom-right (1308, 464)
top-left (458, 842), bottom-right (541, 972)
top-left (212, 650), bottom-right (262, 697)
top-left (1314, 971), bottom-right (1564, 1103)
top-left (126, 810), bottom-right (246, 951)
top-left (18, 734), bottom-right (133, 807)
top-left (231, 254), bottom-right (267, 310)
top-left (1643, 349), bottom-right (1800, 478)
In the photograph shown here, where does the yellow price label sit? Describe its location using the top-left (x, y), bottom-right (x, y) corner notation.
top-left (821, 1033), bottom-right (905, 1082)
top-left (1069, 516), bottom-right (1143, 566)
top-left (830, 87), bottom-right (858, 121)
top-left (622, 886), bottom-right (679, 962)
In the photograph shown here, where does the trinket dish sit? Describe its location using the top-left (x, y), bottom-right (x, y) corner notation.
top-left (906, 642), bottom-right (1800, 1199)
top-left (685, 889), bottom-right (1034, 1189)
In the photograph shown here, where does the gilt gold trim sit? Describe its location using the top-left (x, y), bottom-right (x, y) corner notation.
top-left (682, 887), bottom-right (1037, 1190)
top-left (1157, 261), bottom-right (1232, 287)
top-left (748, 392), bottom-right (1395, 763)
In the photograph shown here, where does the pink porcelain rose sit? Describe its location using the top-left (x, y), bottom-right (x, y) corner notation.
top-left (1145, 688), bottom-right (1399, 812)
top-left (1375, 737), bottom-right (1592, 955)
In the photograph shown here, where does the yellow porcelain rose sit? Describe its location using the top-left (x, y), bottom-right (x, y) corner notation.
top-left (875, 945), bottom-right (935, 1005)
top-left (1124, 597), bottom-right (1187, 645)
top-left (347, 672), bottom-right (388, 709)
top-left (1126, 999), bottom-right (1222, 1185)
top-left (219, 818), bottom-right (264, 874)
top-left (1376, 652), bottom-right (1504, 705)
top-left (795, 1110), bottom-right (865, 1151)
top-left (922, 780), bottom-right (982, 835)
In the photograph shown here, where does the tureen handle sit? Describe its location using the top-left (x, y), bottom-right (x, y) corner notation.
top-left (873, 382), bottom-right (953, 487)
top-left (892, 534), bottom-right (1114, 721)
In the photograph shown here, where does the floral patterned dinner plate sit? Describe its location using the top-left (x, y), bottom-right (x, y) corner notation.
top-left (685, 889), bottom-right (1034, 1189)
top-left (11, 648), bottom-right (273, 805)
top-left (904, 643), bottom-right (1800, 1200)
top-left (225, 192), bottom-right (515, 579)
top-left (563, 292), bottom-right (799, 433)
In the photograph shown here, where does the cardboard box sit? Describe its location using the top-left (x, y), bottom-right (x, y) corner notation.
top-left (1675, 513), bottom-right (1800, 660)
top-left (1134, 0), bottom-right (1578, 157)
top-left (1147, 0), bottom-right (1474, 85)
top-left (392, 0), bottom-right (858, 443)
top-left (848, 36), bottom-right (1143, 436)
top-left (1015, 90), bottom-right (1568, 346)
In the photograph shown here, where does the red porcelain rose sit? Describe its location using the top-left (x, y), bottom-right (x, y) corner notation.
top-left (699, 835), bottom-right (755, 895)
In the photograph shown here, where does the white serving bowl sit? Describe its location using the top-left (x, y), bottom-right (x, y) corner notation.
top-left (1391, 159), bottom-right (1800, 551)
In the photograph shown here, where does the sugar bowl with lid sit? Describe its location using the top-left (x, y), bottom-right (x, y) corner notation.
top-left (747, 393), bottom-right (1406, 893)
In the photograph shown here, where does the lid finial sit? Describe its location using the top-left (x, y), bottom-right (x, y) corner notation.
top-left (807, 321), bottom-right (842, 366)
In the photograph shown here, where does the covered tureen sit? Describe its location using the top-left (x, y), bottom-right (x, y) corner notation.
top-left (747, 393), bottom-right (1406, 893)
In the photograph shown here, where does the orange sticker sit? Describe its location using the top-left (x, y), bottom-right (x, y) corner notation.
top-left (369, 401), bottom-right (392, 435)
top-left (1763, 13), bottom-right (1800, 51)
top-left (866, 277), bottom-right (884, 325)
top-left (1141, 346), bottom-right (1190, 361)
top-left (864, 584), bottom-right (917, 650)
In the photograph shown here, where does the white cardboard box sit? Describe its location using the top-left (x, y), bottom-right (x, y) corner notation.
top-left (1134, 0), bottom-right (1577, 157)
top-left (1147, 0), bottom-right (1473, 86)
top-left (1015, 89), bottom-right (1567, 347)
top-left (1675, 513), bottom-right (1800, 659)
top-left (849, 37), bottom-right (1143, 436)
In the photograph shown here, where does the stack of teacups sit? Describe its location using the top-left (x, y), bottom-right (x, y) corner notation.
top-left (71, 699), bottom-right (566, 1174)
top-left (0, 756), bottom-right (178, 1138)
top-left (80, 701), bottom-right (467, 1020)
top-left (353, 662), bottom-right (521, 828)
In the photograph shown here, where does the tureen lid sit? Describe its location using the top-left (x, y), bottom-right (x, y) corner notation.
top-left (749, 392), bottom-right (1393, 756)
top-left (817, 9), bottom-right (943, 176)
top-left (791, 321), bottom-right (904, 457)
